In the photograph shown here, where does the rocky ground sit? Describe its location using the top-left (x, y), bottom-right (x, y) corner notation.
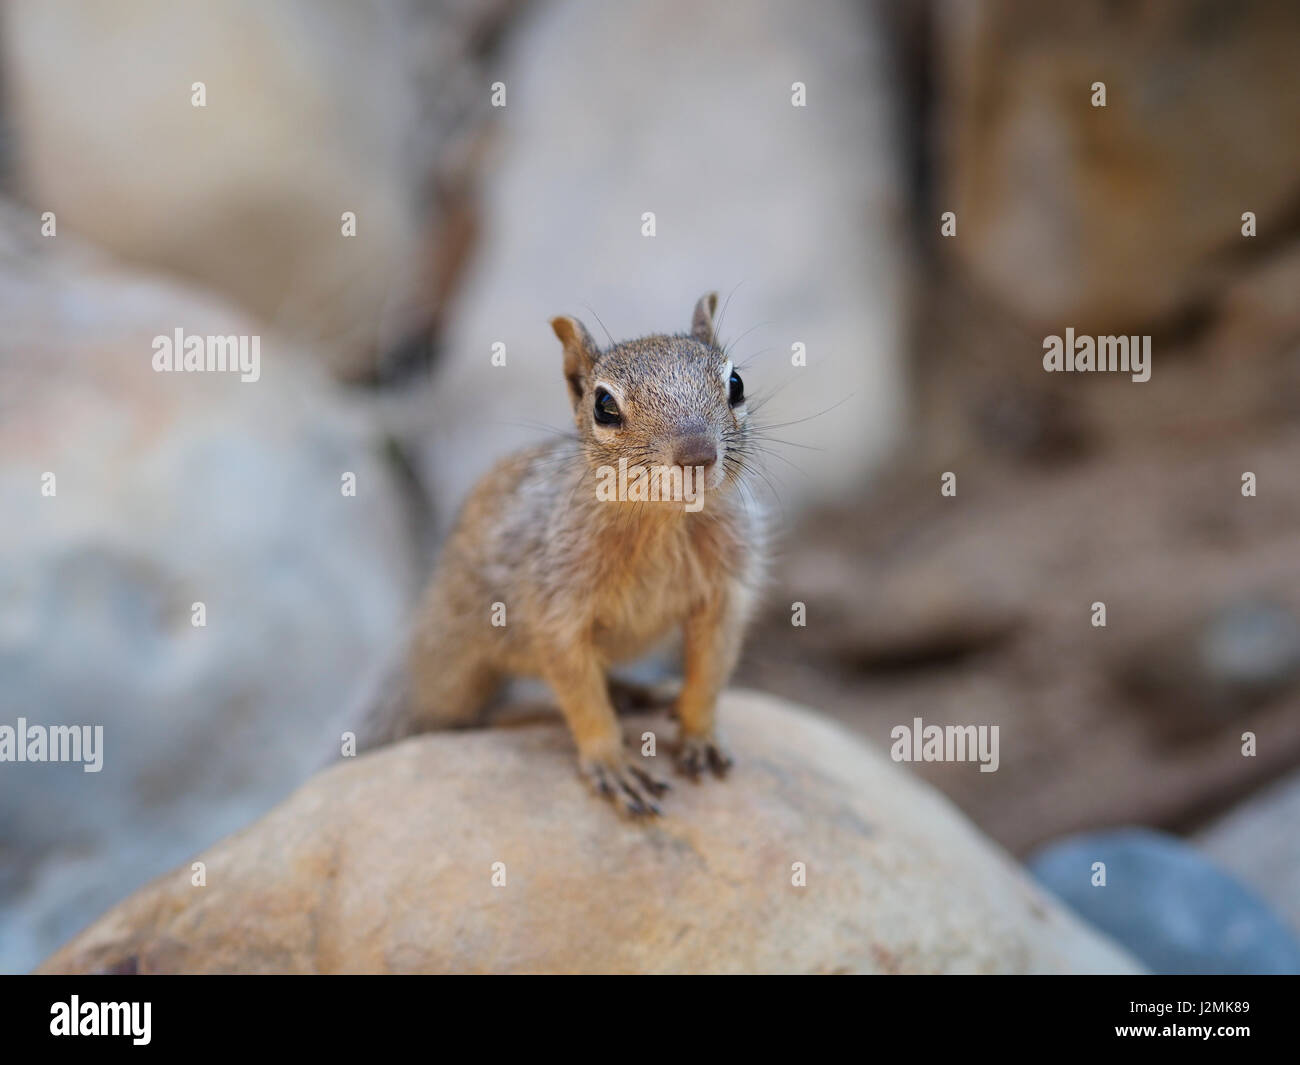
top-left (745, 431), bottom-right (1300, 855)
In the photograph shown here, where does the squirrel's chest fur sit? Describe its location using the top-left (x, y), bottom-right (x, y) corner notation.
top-left (581, 511), bottom-right (736, 661)
top-left (541, 486), bottom-right (751, 662)
top-left (452, 442), bottom-right (760, 668)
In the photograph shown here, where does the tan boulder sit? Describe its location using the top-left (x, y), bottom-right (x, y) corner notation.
top-left (937, 1), bottom-right (1300, 329)
top-left (41, 693), bottom-right (1138, 974)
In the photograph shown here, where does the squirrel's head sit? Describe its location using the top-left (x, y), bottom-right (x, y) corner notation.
top-left (550, 292), bottom-right (749, 500)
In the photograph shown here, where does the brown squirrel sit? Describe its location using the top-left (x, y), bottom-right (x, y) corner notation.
top-left (353, 293), bottom-right (766, 815)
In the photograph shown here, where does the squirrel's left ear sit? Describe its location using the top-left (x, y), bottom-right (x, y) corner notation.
top-left (691, 291), bottom-right (719, 346)
top-left (551, 315), bottom-right (600, 408)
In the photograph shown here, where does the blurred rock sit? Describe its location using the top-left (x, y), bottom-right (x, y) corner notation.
top-left (1197, 771), bottom-right (1300, 936)
top-left (1030, 828), bottom-right (1300, 975)
top-left (0, 202), bottom-right (419, 973)
top-left (779, 549), bottom-right (1024, 670)
top-left (1201, 603), bottom-right (1300, 696)
top-left (1119, 600), bottom-right (1300, 724)
top-left (2, 0), bottom-right (514, 380)
top-left (40, 693), bottom-right (1138, 974)
top-left (936, 0), bottom-right (1300, 328)
top-left (1209, 243), bottom-right (1300, 364)
top-left (416, 0), bottom-right (908, 527)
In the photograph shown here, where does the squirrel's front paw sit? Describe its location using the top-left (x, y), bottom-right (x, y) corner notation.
top-left (675, 733), bottom-right (734, 780)
top-left (580, 751), bottom-right (670, 816)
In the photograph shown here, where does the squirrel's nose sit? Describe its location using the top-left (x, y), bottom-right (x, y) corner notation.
top-left (673, 435), bottom-right (717, 471)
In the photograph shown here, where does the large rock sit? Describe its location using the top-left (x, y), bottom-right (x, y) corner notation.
top-left (1, 0), bottom-right (511, 379)
top-left (40, 693), bottom-right (1138, 974)
top-left (936, 0), bottom-right (1300, 328)
top-left (416, 0), bottom-right (907, 526)
top-left (0, 203), bottom-right (419, 973)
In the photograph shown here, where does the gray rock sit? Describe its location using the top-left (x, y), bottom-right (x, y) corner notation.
top-left (1200, 602), bottom-right (1300, 698)
top-left (1119, 600), bottom-right (1300, 722)
top-left (0, 206), bottom-right (419, 972)
top-left (1197, 771), bottom-right (1300, 937)
top-left (1029, 827), bottom-right (1300, 974)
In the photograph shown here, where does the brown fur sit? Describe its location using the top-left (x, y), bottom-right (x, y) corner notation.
top-left (353, 293), bottom-right (766, 814)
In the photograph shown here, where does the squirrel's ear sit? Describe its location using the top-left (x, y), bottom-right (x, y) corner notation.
top-left (691, 291), bottom-right (720, 346)
top-left (550, 315), bottom-right (599, 406)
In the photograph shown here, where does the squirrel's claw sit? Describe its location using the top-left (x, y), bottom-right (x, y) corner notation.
top-left (582, 756), bottom-right (669, 816)
top-left (675, 734), bottom-right (734, 780)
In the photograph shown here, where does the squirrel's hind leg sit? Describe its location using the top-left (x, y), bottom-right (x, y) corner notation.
top-left (344, 637), bottom-right (501, 756)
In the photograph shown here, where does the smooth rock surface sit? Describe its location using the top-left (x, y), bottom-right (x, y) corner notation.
top-left (41, 693), bottom-right (1139, 974)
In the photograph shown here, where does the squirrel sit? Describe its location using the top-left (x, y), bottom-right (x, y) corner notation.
top-left (351, 292), bottom-right (766, 815)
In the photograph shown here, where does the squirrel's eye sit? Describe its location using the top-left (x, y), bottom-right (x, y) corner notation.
top-left (728, 370), bottom-right (744, 406)
top-left (594, 388), bottom-right (622, 426)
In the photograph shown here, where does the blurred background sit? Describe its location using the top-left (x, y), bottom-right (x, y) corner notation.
top-left (2, 0), bottom-right (1299, 973)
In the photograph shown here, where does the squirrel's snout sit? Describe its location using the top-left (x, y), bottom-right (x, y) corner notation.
top-left (672, 435), bottom-right (718, 472)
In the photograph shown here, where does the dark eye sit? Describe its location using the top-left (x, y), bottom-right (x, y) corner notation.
top-left (594, 387), bottom-right (622, 426)
top-left (728, 370), bottom-right (744, 406)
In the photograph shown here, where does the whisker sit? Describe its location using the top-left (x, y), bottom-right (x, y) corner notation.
top-left (732, 348), bottom-right (777, 370)
top-left (723, 321), bottom-right (774, 361)
top-left (748, 393), bottom-right (854, 432)
top-left (713, 282), bottom-right (745, 345)
top-left (580, 302), bottom-right (616, 348)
